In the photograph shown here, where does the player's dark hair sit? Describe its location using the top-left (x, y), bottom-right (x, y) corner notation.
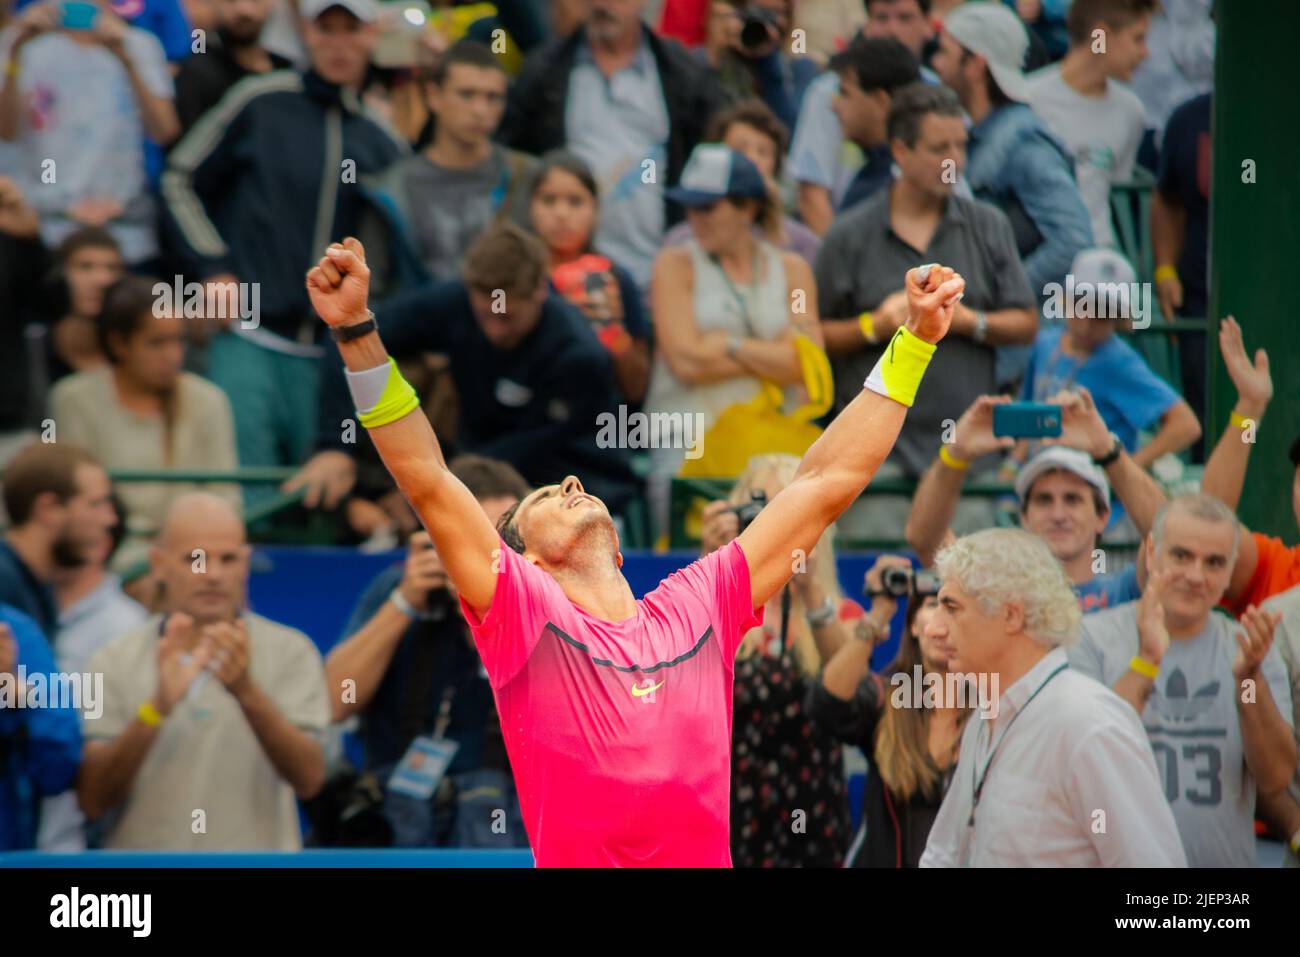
top-left (497, 501), bottom-right (527, 554)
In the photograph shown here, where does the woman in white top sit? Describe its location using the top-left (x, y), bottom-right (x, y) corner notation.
top-left (646, 143), bottom-right (821, 536)
top-left (48, 275), bottom-right (240, 575)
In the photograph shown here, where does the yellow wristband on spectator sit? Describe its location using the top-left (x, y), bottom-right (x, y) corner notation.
top-left (1229, 410), bottom-right (1253, 430)
top-left (137, 701), bottom-right (163, 727)
top-left (939, 446), bottom-right (970, 471)
top-left (3, 58), bottom-right (18, 79)
top-left (357, 358), bottom-right (420, 429)
top-left (1129, 655), bottom-right (1160, 680)
top-left (1154, 264), bottom-right (1179, 284)
top-left (857, 311), bottom-right (877, 344)
top-left (863, 326), bottom-right (936, 408)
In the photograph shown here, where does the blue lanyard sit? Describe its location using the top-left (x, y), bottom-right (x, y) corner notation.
top-left (967, 661), bottom-right (1069, 827)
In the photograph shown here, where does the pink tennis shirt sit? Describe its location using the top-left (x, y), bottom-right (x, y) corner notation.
top-left (459, 538), bottom-right (763, 867)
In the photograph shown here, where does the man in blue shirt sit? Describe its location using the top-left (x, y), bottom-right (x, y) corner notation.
top-left (0, 606), bottom-right (83, 850)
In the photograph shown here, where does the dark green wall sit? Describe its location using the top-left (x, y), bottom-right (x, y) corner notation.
top-left (1208, 2), bottom-right (1300, 541)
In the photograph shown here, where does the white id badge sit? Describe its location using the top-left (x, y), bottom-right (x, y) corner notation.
top-left (388, 735), bottom-right (460, 800)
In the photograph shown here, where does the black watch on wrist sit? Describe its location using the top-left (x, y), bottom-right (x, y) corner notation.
top-left (1092, 433), bottom-right (1122, 467)
top-left (330, 310), bottom-right (377, 342)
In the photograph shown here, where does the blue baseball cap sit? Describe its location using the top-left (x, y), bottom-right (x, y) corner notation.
top-left (666, 144), bottom-right (768, 208)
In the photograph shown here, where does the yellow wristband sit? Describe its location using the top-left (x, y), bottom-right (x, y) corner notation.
top-left (939, 445), bottom-right (970, 471)
top-left (1154, 264), bottom-right (1179, 284)
top-left (857, 311), bottom-right (877, 344)
top-left (137, 701), bottom-right (163, 727)
top-left (1229, 410), bottom-right (1253, 430)
top-left (1129, 655), bottom-right (1160, 680)
top-left (4, 59), bottom-right (18, 79)
top-left (357, 357), bottom-right (420, 429)
top-left (863, 326), bottom-right (936, 408)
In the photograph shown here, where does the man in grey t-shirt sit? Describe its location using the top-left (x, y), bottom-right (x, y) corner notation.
top-left (403, 40), bottom-right (535, 280)
top-left (1072, 494), bottom-right (1296, 866)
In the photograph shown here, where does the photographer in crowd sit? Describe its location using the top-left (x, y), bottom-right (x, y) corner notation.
top-left (807, 554), bottom-right (968, 867)
top-left (326, 454), bottom-right (530, 848)
top-left (702, 0), bottom-right (818, 132)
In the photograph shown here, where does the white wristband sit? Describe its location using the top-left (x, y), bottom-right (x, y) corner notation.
top-left (346, 361), bottom-right (393, 415)
top-left (388, 587), bottom-right (417, 619)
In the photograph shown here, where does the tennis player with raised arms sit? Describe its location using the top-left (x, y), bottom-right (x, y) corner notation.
top-left (306, 237), bottom-right (963, 866)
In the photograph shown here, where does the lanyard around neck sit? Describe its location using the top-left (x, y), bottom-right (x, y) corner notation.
top-left (710, 246), bottom-right (761, 338)
top-left (967, 661), bottom-right (1069, 827)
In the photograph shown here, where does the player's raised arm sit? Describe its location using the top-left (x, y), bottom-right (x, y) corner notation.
top-left (738, 264), bottom-right (962, 608)
top-left (306, 238), bottom-right (499, 617)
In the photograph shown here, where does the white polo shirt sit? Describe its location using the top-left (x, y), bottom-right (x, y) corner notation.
top-left (921, 646), bottom-right (1187, 867)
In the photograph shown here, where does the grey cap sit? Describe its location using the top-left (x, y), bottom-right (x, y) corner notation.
top-left (943, 1), bottom-right (1032, 103)
top-left (300, 0), bottom-right (378, 23)
top-left (1015, 446), bottom-right (1112, 511)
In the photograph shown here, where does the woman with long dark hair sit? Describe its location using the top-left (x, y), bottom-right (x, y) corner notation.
top-left (806, 554), bottom-right (972, 867)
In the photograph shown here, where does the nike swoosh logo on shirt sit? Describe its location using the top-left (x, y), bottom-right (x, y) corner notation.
top-left (630, 680), bottom-right (665, 698)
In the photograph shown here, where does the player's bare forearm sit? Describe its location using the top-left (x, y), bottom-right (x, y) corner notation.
top-left (309, 239), bottom-right (499, 614)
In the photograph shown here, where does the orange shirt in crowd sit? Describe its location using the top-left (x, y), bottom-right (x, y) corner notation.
top-left (1223, 533), bottom-right (1300, 617)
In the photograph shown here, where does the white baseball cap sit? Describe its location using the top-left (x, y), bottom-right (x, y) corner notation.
top-left (300, 0), bottom-right (378, 23)
top-left (942, 1), bottom-right (1032, 103)
top-left (1015, 446), bottom-right (1112, 512)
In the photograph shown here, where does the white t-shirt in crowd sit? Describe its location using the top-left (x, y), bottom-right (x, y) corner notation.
top-left (1027, 65), bottom-right (1146, 249)
top-left (0, 27), bottom-right (173, 263)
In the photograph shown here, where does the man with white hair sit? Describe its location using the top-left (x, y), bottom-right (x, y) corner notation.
top-left (1072, 493), bottom-right (1296, 867)
top-left (77, 492), bottom-right (329, 849)
top-left (920, 527), bottom-right (1185, 866)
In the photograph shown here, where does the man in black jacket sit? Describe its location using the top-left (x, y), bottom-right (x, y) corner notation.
top-left (498, 0), bottom-right (723, 287)
top-left (0, 177), bottom-right (48, 471)
top-left (161, 0), bottom-right (411, 501)
top-left (317, 224), bottom-right (639, 514)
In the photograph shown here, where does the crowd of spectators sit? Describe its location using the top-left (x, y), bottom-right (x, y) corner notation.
top-left (3, 0), bottom-right (1297, 869)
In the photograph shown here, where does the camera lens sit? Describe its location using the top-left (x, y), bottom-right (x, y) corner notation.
top-left (739, 9), bottom-right (773, 49)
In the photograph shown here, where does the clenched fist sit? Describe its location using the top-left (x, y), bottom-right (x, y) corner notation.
top-left (306, 237), bottom-right (371, 329)
top-left (904, 264), bottom-right (964, 345)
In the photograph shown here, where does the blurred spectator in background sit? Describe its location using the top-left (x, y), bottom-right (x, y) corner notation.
top-left (162, 0), bottom-right (410, 495)
top-left (790, 0), bottom-right (935, 236)
top-left (320, 223), bottom-right (639, 513)
top-left (808, 554), bottom-right (967, 866)
top-left (931, 0), bottom-right (1092, 389)
top-left (1027, 0), bottom-right (1152, 249)
top-left (700, 454), bottom-right (854, 866)
top-left (78, 492), bottom-right (328, 848)
top-left (173, 0), bottom-right (293, 135)
top-left (391, 39), bottom-right (535, 280)
top-left (701, 0), bottom-right (817, 132)
top-left (907, 389), bottom-right (1172, 612)
top-left (327, 454), bottom-right (529, 847)
top-left (790, 0), bottom-right (866, 65)
top-left (0, 0), bottom-right (180, 265)
top-left (662, 99), bottom-right (820, 265)
top-left (10, 0), bottom-right (198, 61)
top-left (0, 176), bottom-right (47, 469)
top-left (645, 144), bottom-right (820, 536)
top-left (43, 228), bottom-right (125, 389)
top-left (38, 493), bottom-right (147, 851)
top-left (1073, 494), bottom-right (1296, 867)
top-left (1015, 248), bottom-right (1200, 487)
top-left (48, 276), bottom-right (240, 576)
top-left (1127, 0), bottom-right (1212, 165)
top-left (1004, 0), bottom-right (1070, 61)
top-left (0, 443), bottom-right (118, 638)
top-left (0, 608), bottom-right (81, 850)
top-left (501, 0), bottom-right (723, 287)
top-left (529, 150), bottom-right (651, 405)
top-left (816, 83), bottom-right (1035, 541)
top-left (827, 36), bottom-right (921, 213)
top-left (1152, 90), bottom-right (1210, 436)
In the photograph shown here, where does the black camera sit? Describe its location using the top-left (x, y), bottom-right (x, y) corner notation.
top-left (730, 488), bottom-right (767, 533)
top-left (870, 565), bottom-right (942, 599)
top-left (737, 5), bottom-right (779, 52)
top-left (425, 586), bottom-right (456, 623)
